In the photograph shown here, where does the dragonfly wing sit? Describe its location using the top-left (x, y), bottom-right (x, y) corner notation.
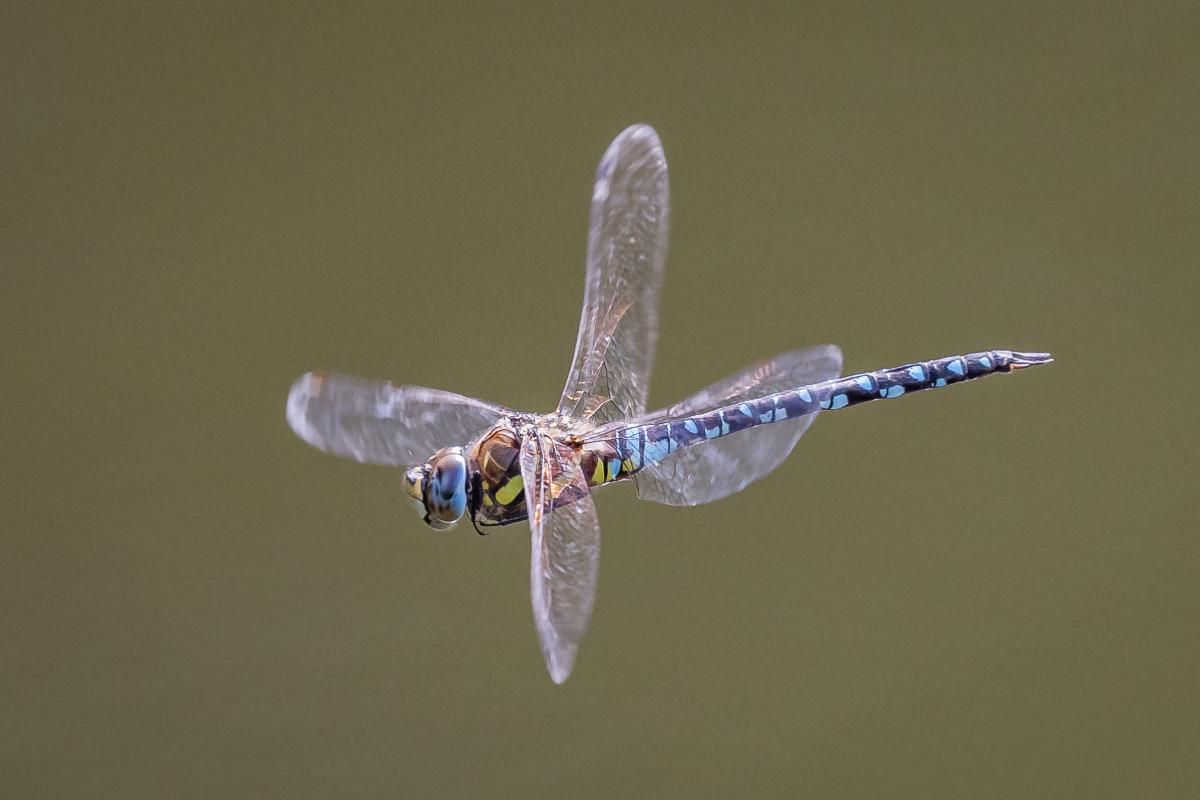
top-left (599, 345), bottom-right (843, 506)
top-left (634, 423), bottom-right (815, 506)
top-left (520, 432), bottom-right (601, 684)
top-left (557, 124), bottom-right (670, 425)
top-left (663, 345), bottom-right (843, 417)
top-left (286, 371), bottom-right (514, 466)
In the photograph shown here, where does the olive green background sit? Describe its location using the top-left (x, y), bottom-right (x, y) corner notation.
top-left (4, 2), bottom-right (1197, 797)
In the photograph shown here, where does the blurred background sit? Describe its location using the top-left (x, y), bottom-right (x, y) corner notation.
top-left (4, 2), bottom-right (1197, 797)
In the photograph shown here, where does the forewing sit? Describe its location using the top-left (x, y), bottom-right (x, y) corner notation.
top-left (520, 433), bottom-right (601, 684)
top-left (588, 345), bottom-right (843, 506)
top-left (557, 124), bottom-right (670, 425)
top-left (286, 371), bottom-right (513, 466)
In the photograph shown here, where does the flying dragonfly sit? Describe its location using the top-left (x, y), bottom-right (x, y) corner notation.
top-left (286, 125), bottom-right (1052, 683)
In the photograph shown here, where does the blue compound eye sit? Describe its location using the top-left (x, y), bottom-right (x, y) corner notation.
top-left (423, 449), bottom-right (468, 527)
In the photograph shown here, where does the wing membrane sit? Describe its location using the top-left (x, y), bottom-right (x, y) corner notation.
top-left (286, 371), bottom-right (513, 466)
top-left (660, 345), bottom-right (843, 418)
top-left (520, 432), bottom-right (601, 684)
top-left (557, 124), bottom-right (670, 425)
top-left (586, 345), bottom-right (843, 506)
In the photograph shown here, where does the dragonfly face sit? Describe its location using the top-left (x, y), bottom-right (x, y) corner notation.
top-left (405, 447), bottom-right (471, 529)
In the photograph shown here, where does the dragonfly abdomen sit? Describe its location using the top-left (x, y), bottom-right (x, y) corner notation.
top-left (603, 350), bottom-right (1052, 478)
top-left (810, 349), bottom-right (1052, 413)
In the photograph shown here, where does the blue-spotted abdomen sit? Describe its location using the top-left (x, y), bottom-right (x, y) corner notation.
top-left (600, 349), bottom-right (1052, 479)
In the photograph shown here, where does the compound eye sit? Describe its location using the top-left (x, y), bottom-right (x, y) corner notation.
top-left (424, 450), bottom-right (468, 526)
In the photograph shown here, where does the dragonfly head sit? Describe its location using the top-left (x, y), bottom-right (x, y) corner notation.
top-left (405, 447), bottom-right (470, 530)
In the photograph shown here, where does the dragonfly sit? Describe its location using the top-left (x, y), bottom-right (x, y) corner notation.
top-left (286, 124), bottom-right (1052, 684)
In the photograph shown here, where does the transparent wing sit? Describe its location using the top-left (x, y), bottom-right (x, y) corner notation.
top-left (520, 432), bottom-right (601, 684)
top-left (557, 124), bottom-right (670, 425)
top-left (662, 345), bottom-right (843, 418)
top-left (286, 371), bottom-right (514, 466)
top-left (588, 345), bottom-right (843, 506)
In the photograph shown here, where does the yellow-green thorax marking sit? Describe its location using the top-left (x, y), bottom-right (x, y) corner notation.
top-left (466, 420), bottom-right (632, 527)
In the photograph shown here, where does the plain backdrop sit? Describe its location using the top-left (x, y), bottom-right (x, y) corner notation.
top-left (4, 2), bottom-right (1197, 797)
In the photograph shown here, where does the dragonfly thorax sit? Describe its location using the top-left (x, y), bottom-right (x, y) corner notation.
top-left (470, 422), bottom-right (532, 527)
